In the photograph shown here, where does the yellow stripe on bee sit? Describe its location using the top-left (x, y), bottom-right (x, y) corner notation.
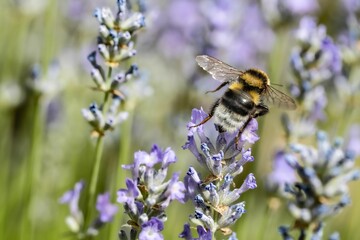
top-left (229, 82), bottom-right (244, 91)
top-left (242, 72), bottom-right (265, 88)
top-left (248, 91), bottom-right (261, 105)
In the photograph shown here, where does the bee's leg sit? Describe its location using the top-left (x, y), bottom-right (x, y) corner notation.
top-left (234, 104), bottom-right (269, 148)
top-left (235, 116), bottom-right (253, 148)
top-left (253, 103), bottom-right (269, 118)
top-left (205, 81), bottom-right (229, 94)
top-left (189, 115), bottom-right (213, 129)
top-left (189, 99), bottom-right (220, 129)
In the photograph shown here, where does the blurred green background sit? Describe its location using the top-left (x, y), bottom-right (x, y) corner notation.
top-left (1, 0), bottom-right (359, 239)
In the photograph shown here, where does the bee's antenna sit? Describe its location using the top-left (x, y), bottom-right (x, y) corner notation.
top-left (271, 83), bottom-right (283, 87)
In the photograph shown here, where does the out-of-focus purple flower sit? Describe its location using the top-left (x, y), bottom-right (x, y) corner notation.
top-left (96, 192), bottom-right (118, 222)
top-left (59, 180), bottom-right (84, 219)
top-left (346, 125), bottom-right (360, 157)
top-left (266, 151), bottom-right (297, 193)
top-left (261, 0), bottom-right (318, 26)
top-left (59, 181), bottom-right (85, 233)
top-left (291, 17), bottom-right (342, 85)
top-left (219, 3), bottom-right (275, 68)
top-left (278, 132), bottom-right (360, 235)
top-left (282, 0), bottom-right (319, 15)
top-left (343, 0), bottom-right (360, 14)
top-left (304, 85), bottom-right (327, 121)
top-left (228, 232), bottom-right (238, 240)
top-left (151, 1), bottom-right (274, 72)
top-left (139, 217), bottom-right (164, 240)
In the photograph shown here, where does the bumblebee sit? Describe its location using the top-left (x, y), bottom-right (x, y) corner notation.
top-left (192, 55), bottom-right (296, 138)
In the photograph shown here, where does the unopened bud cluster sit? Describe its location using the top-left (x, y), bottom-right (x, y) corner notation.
top-left (278, 131), bottom-right (359, 239)
top-left (82, 0), bottom-right (144, 136)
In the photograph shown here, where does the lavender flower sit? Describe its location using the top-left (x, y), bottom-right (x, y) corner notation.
top-left (346, 125), bottom-right (360, 157)
top-left (261, 0), bottom-right (319, 27)
top-left (96, 193), bottom-right (118, 223)
top-left (82, 0), bottom-right (145, 136)
top-left (27, 61), bottom-right (62, 97)
top-left (291, 17), bottom-right (342, 86)
top-left (59, 181), bottom-right (85, 233)
top-left (139, 217), bottom-right (164, 240)
top-left (151, 1), bottom-right (274, 71)
top-left (278, 132), bottom-right (360, 239)
top-left (60, 181), bottom-right (119, 237)
top-left (181, 108), bottom-right (258, 238)
top-left (179, 223), bottom-right (212, 240)
top-left (87, 192), bottom-right (119, 236)
top-left (266, 151), bottom-right (296, 195)
top-left (282, 17), bottom-right (343, 139)
top-left (117, 145), bottom-right (185, 240)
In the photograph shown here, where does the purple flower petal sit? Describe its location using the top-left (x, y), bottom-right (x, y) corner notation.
top-left (162, 147), bottom-right (177, 168)
top-left (59, 180), bottom-right (84, 217)
top-left (139, 217), bottom-right (164, 240)
top-left (117, 178), bottom-right (139, 204)
top-left (161, 172), bottom-right (186, 208)
top-left (240, 119), bottom-right (259, 144)
top-left (96, 192), bottom-right (118, 222)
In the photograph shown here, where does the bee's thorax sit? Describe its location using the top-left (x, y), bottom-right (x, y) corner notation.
top-left (242, 68), bottom-right (269, 89)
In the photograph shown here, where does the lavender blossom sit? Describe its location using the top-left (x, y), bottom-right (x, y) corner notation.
top-left (87, 192), bottom-right (119, 236)
top-left (27, 61), bottom-right (62, 97)
top-left (181, 108), bottom-right (258, 238)
top-left (266, 151), bottom-right (296, 195)
top-left (261, 0), bottom-right (319, 27)
top-left (96, 193), bottom-right (118, 223)
top-left (283, 17), bottom-right (343, 139)
top-left (60, 181), bottom-right (119, 237)
top-left (277, 132), bottom-right (360, 239)
top-left (117, 145), bottom-right (185, 239)
top-left (291, 17), bottom-right (342, 86)
top-left (82, 0), bottom-right (145, 136)
top-left (139, 217), bottom-right (164, 240)
top-left (59, 181), bottom-right (85, 233)
top-left (151, 1), bottom-right (274, 70)
top-left (179, 223), bottom-right (212, 240)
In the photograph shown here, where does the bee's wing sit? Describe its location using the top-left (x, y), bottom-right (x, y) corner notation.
top-left (196, 55), bottom-right (243, 83)
top-left (263, 85), bottom-right (297, 110)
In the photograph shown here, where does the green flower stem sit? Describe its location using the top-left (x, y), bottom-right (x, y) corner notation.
top-left (86, 67), bottom-right (112, 224)
top-left (22, 94), bottom-right (44, 240)
top-left (108, 101), bottom-right (136, 239)
top-left (87, 134), bottom-right (105, 220)
top-left (0, 112), bottom-right (13, 240)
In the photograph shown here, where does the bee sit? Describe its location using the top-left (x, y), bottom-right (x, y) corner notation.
top-left (192, 55), bottom-right (296, 141)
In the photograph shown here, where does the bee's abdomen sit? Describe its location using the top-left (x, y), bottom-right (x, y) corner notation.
top-left (213, 104), bottom-right (248, 132)
top-left (221, 89), bottom-right (254, 116)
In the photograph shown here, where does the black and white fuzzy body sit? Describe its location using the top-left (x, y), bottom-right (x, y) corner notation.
top-left (193, 55), bottom-right (296, 134)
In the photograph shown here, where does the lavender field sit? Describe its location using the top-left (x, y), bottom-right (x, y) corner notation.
top-left (1, 0), bottom-right (360, 239)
